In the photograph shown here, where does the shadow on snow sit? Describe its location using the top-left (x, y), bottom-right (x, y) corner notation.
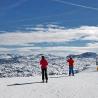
top-left (7, 75), bottom-right (69, 86)
top-left (49, 75), bottom-right (69, 78)
top-left (7, 81), bottom-right (43, 86)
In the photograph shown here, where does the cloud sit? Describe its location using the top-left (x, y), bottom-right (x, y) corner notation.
top-left (0, 45), bottom-right (97, 56)
top-left (0, 25), bottom-right (98, 45)
top-left (0, 48), bottom-right (11, 51)
top-left (1, 0), bottom-right (28, 10)
top-left (0, 25), bottom-right (98, 54)
top-left (51, 0), bottom-right (98, 11)
top-left (42, 46), bottom-right (97, 53)
top-left (87, 42), bottom-right (98, 48)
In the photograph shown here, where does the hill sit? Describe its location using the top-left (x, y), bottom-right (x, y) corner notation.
top-left (67, 52), bottom-right (97, 58)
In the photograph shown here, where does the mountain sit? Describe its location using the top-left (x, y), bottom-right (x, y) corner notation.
top-left (67, 52), bottom-right (97, 58)
top-left (0, 52), bottom-right (96, 78)
top-left (0, 53), bottom-right (66, 78)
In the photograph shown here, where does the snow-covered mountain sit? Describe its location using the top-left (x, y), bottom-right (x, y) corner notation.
top-left (0, 52), bottom-right (96, 78)
top-left (67, 52), bottom-right (97, 58)
top-left (0, 53), bottom-right (65, 78)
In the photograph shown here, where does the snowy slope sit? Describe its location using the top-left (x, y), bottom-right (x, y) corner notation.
top-left (0, 65), bottom-right (98, 98)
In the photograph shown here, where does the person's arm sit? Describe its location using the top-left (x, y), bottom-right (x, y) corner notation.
top-left (46, 60), bottom-right (48, 66)
top-left (67, 59), bottom-right (69, 62)
top-left (73, 60), bottom-right (75, 65)
top-left (40, 60), bottom-right (42, 65)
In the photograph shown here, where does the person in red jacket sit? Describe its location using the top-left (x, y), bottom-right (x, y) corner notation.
top-left (40, 56), bottom-right (48, 83)
top-left (67, 57), bottom-right (75, 76)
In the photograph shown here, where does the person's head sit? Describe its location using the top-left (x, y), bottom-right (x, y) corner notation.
top-left (41, 56), bottom-right (45, 59)
top-left (69, 57), bottom-right (72, 59)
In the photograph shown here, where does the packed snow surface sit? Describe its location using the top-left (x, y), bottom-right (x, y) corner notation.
top-left (0, 65), bottom-right (98, 98)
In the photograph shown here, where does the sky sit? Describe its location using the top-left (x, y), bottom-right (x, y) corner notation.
top-left (0, 0), bottom-right (98, 55)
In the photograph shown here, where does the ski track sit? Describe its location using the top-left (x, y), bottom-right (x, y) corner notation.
top-left (0, 67), bottom-right (98, 98)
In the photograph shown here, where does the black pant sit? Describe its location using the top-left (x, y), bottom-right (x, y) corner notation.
top-left (42, 68), bottom-right (48, 81)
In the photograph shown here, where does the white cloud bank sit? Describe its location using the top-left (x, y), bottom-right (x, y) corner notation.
top-left (0, 25), bottom-right (98, 45)
top-left (0, 46), bottom-right (97, 56)
top-left (0, 25), bottom-right (98, 54)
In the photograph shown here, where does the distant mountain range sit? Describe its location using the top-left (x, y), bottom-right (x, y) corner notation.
top-left (0, 52), bottom-right (96, 78)
top-left (67, 52), bottom-right (97, 58)
top-left (0, 52), bottom-right (97, 64)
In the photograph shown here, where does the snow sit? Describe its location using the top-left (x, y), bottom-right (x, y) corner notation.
top-left (0, 65), bottom-right (98, 98)
top-left (0, 53), bottom-right (96, 77)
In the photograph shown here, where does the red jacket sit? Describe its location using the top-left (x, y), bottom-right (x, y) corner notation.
top-left (40, 59), bottom-right (48, 69)
top-left (67, 58), bottom-right (74, 67)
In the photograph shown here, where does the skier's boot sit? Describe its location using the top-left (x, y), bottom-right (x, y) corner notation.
top-left (46, 79), bottom-right (48, 83)
top-left (42, 80), bottom-right (44, 83)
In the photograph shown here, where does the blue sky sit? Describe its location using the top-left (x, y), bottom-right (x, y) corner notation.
top-left (0, 0), bottom-right (98, 55)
